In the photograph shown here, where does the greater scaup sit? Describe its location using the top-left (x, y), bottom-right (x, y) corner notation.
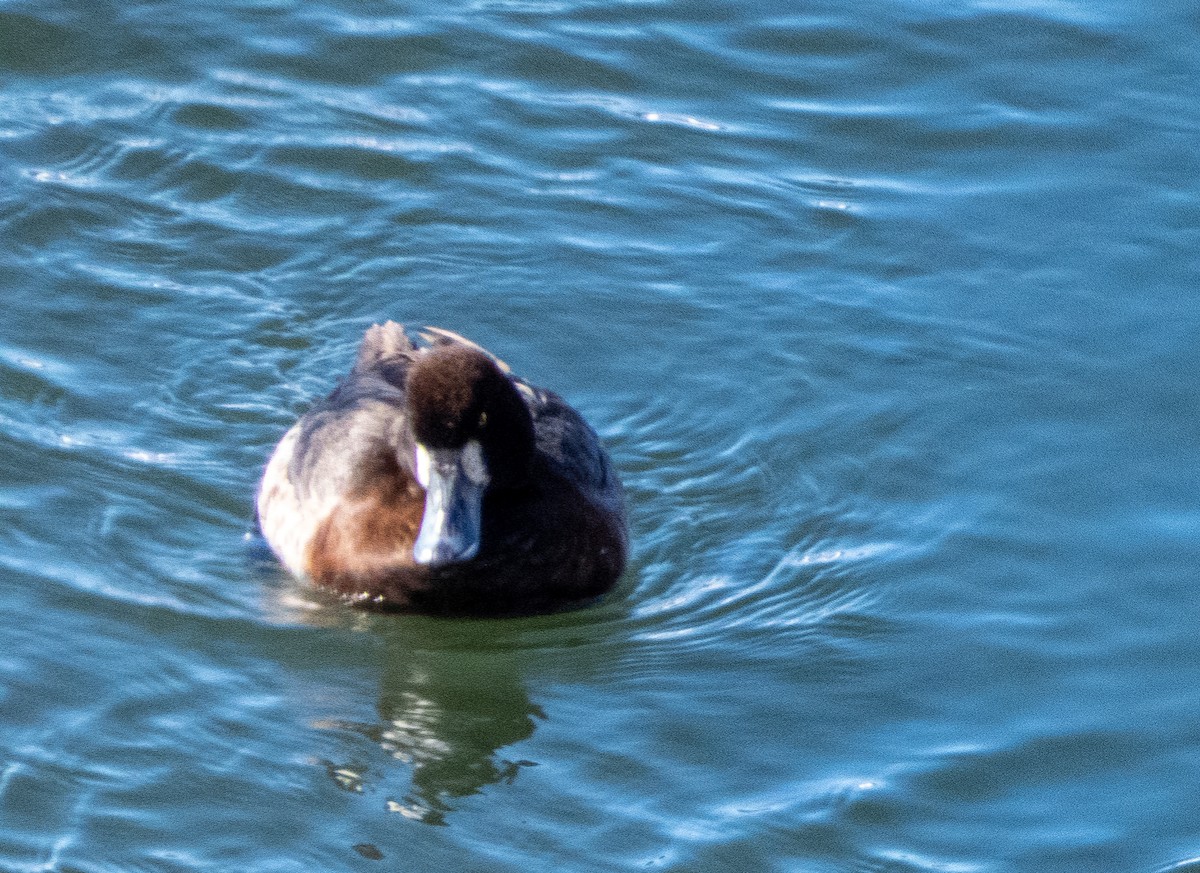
top-left (257, 322), bottom-right (627, 615)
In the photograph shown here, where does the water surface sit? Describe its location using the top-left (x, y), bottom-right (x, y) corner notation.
top-left (2, 1), bottom-right (1199, 870)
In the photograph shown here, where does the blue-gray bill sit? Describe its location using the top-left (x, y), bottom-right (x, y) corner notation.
top-left (412, 442), bottom-right (488, 565)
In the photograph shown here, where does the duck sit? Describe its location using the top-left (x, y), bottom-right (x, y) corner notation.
top-left (257, 321), bottom-right (628, 616)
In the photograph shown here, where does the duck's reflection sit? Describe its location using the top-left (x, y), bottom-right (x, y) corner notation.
top-left (321, 620), bottom-right (544, 825)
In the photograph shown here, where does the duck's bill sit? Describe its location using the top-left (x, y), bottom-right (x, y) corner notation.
top-left (413, 445), bottom-right (486, 565)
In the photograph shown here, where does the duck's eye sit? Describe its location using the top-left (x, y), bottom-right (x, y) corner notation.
top-left (478, 411), bottom-right (488, 429)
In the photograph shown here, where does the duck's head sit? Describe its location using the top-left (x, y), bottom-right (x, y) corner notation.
top-left (406, 345), bottom-right (535, 566)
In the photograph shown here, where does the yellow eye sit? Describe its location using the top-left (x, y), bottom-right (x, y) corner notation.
top-left (478, 411), bottom-right (488, 428)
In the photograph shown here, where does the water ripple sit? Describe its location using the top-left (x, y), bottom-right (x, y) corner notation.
top-left (1, 0), bottom-right (1197, 868)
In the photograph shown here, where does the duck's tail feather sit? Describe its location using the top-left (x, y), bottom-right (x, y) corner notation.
top-left (354, 322), bottom-right (514, 377)
top-left (354, 321), bottom-right (417, 372)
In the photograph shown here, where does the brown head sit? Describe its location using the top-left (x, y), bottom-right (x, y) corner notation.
top-left (405, 346), bottom-right (535, 565)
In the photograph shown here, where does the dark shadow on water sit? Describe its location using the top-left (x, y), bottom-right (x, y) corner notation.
top-left (317, 618), bottom-right (547, 826)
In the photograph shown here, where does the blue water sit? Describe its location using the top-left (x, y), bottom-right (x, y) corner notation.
top-left (2, 0), bottom-right (1199, 870)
